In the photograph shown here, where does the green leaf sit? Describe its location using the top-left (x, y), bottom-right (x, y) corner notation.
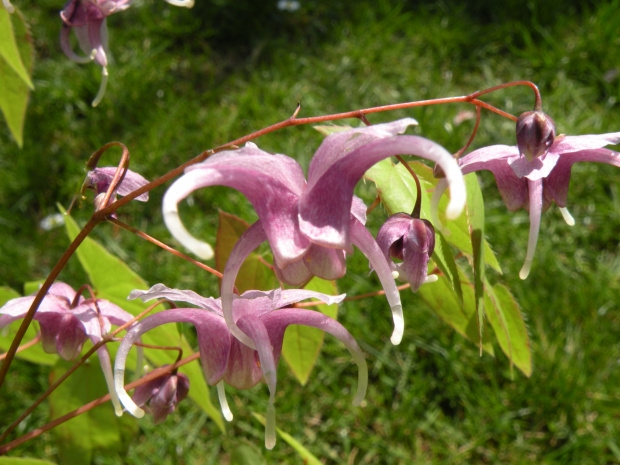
top-left (417, 272), bottom-right (494, 355)
top-left (431, 232), bottom-right (463, 306)
top-left (312, 123), bottom-right (354, 136)
top-left (484, 280), bottom-right (532, 377)
top-left (0, 7), bottom-right (33, 88)
top-left (228, 441), bottom-right (267, 465)
top-left (0, 458), bottom-right (57, 465)
top-left (215, 211), bottom-right (278, 292)
top-left (364, 159), bottom-right (502, 273)
top-left (252, 413), bottom-right (322, 465)
top-left (0, 7), bottom-right (33, 147)
top-left (281, 277), bottom-right (339, 385)
top-left (61, 208), bottom-right (225, 432)
top-left (465, 173), bottom-right (486, 352)
top-left (49, 359), bottom-right (138, 465)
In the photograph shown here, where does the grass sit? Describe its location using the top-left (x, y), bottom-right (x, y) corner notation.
top-left (1, 0), bottom-right (620, 463)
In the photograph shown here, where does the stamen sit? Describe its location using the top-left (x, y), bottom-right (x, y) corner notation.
top-left (391, 270), bottom-right (400, 280)
top-left (91, 66), bottom-right (109, 108)
top-left (424, 274), bottom-right (439, 284)
top-left (216, 381), bottom-right (233, 421)
top-left (559, 207), bottom-right (575, 226)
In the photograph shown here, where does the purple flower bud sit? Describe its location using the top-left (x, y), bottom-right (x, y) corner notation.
top-left (376, 213), bottom-right (436, 292)
top-left (516, 110), bottom-right (556, 161)
top-left (132, 369), bottom-right (190, 424)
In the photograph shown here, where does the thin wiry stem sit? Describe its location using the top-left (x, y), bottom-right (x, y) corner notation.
top-left (0, 302), bottom-right (162, 443)
top-left (0, 352), bottom-right (200, 455)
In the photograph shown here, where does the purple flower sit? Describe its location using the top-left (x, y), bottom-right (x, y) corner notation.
top-left (0, 282), bottom-right (134, 415)
top-left (60, 0), bottom-right (132, 106)
top-left (132, 368), bottom-right (190, 424)
top-left (84, 166), bottom-right (150, 212)
top-left (162, 119), bottom-right (466, 345)
top-left (432, 117), bottom-right (620, 278)
top-left (114, 284), bottom-right (367, 449)
top-left (59, 0), bottom-right (193, 106)
top-left (376, 213), bottom-right (436, 292)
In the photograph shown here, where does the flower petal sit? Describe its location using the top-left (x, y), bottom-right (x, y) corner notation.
top-left (299, 135), bottom-right (465, 250)
top-left (545, 148), bottom-right (620, 207)
top-left (349, 219), bottom-right (403, 345)
top-left (519, 179), bottom-right (543, 280)
top-left (550, 132), bottom-right (620, 154)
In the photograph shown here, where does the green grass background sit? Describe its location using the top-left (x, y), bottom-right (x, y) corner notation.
top-left (1, 0), bottom-right (619, 463)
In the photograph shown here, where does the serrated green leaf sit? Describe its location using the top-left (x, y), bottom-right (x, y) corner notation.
top-left (465, 173), bottom-right (486, 352)
top-left (252, 413), bottom-right (322, 465)
top-left (364, 159), bottom-right (502, 273)
top-left (484, 280), bottom-right (532, 377)
top-left (215, 211), bottom-right (278, 292)
top-left (0, 7), bottom-right (33, 147)
top-left (431, 232), bottom-right (463, 306)
top-left (417, 273), bottom-right (494, 355)
top-left (0, 457), bottom-right (57, 465)
top-left (49, 359), bottom-right (138, 465)
top-left (281, 277), bottom-right (338, 385)
top-left (62, 208), bottom-right (225, 432)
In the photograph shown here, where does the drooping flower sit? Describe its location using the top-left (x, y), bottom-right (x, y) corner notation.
top-left (163, 118), bottom-right (466, 345)
top-left (59, 0), bottom-right (193, 106)
top-left (432, 113), bottom-right (620, 278)
top-left (114, 284), bottom-right (367, 449)
top-left (376, 213), bottom-right (436, 292)
top-left (0, 282), bottom-right (134, 415)
top-left (84, 166), bottom-right (149, 212)
top-left (60, 0), bottom-right (132, 106)
top-left (131, 367), bottom-right (190, 424)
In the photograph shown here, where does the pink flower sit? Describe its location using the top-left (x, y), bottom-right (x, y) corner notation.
top-left (0, 282), bottom-right (134, 415)
top-left (433, 116), bottom-right (620, 278)
top-left (114, 284), bottom-right (367, 449)
top-left (132, 368), bottom-right (190, 424)
top-left (60, 0), bottom-right (132, 106)
top-left (162, 119), bottom-right (466, 346)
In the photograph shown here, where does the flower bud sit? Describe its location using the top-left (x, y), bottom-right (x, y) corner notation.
top-left (132, 370), bottom-right (190, 424)
top-left (516, 110), bottom-right (556, 161)
top-left (377, 213), bottom-right (436, 292)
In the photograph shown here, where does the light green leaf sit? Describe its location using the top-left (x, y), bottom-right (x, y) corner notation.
top-left (417, 273), bottom-right (494, 355)
top-left (0, 457), bottom-right (57, 465)
top-left (312, 124), bottom-right (354, 136)
top-left (252, 413), bottom-right (322, 465)
top-left (465, 173), bottom-right (486, 352)
top-left (484, 280), bottom-right (532, 377)
top-left (0, 7), bottom-right (33, 147)
top-left (0, 7), bottom-right (33, 88)
top-left (49, 359), bottom-right (138, 465)
top-left (431, 232), bottom-right (463, 306)
top-left (215, 211), bottom-right (278, 292)
top-left (62, 208), bottom-right (225, 432)
top-left (281, 277), bottom-right (339, 385)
